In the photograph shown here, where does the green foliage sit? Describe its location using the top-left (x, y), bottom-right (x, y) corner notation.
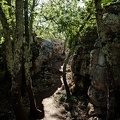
top-left (102, 0), bottom-right (113, 6)
top-left (33, 0), bottom-right (96, 49)
top-left (0, 0), bottom-right (114, 50)
top-left (0, 0), bottom-right (113, 53)
top-left (1, 0), bottom-right (15, 29)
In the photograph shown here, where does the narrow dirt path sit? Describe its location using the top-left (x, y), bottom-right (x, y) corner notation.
top-left (38, 59), bottom-right (72, 120)
top-left (42, 67), bottom-right (71, 120)
top-left (43, 93), bottom-right (67, 120)
top-left (32, 53), bottom-right (75, 120)
top-left (34, 55), bottom-right (90, 120)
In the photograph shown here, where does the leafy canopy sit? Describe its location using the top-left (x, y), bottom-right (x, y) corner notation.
top-left (33, 0), bottom-right (96, 47)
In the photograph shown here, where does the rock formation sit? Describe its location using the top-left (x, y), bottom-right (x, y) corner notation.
top-left (71, 27), bottom-right (97, 95)
top-left (31, 36), bottom-right (64, 75)
top-left (71, 2), bottom-right (120, 119)
top-left (89, 2), bottom-right (120, 119)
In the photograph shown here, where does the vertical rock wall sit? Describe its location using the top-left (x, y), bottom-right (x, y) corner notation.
top-left (88, 2), bottom-right (120, 119)
top-left (71, 27), bottom-right (97, 95)
top-left (71, 2), bottom-right (120, 119)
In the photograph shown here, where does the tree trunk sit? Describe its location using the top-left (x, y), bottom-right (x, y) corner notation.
top-left (6, 0), bottom-right (16, 41)
top-left (24, 0), bottom-right (44, 119)
top-left (94, 0), bottom-right (105, 39)
top-left (63, 51), bottom-right (71, 99)
top-left (0, 2), bottom-right (28, 120)
top-left (29, 0), bottom-right (35, 36)
top-left (12, 0), bottom-right (29, 119)
top-left (0, 5), bottom-right (13, 76)
top-left (62, 12), bottom-right (92, 98)
top-left (11, 71), bottom-right (29, 120)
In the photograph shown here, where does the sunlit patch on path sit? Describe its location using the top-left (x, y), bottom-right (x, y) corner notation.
top-left (42, 96), bottom-right (67, 120)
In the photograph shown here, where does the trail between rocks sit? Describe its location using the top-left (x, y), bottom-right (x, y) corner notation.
top-left (43, 95), bottom-right (66, 120)
top-left (41, 63), bottom-right (71, 120)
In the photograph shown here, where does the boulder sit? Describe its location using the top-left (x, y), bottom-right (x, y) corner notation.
top-left (31, 37), bottom-right (65, 75)
top-left (31, 37), bottom-right (53, 75)
top-left (88, 86), bottom-right (106, 107)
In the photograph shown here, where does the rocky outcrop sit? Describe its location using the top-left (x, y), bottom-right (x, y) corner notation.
top-left (51, 38), bottom-right (64, 55)
top-left (31, 37), bottom-right (64, 75)
top-left (31, 37), bottom-right (53, 75)
top-left (88, 47), bottom-right (107, 107)
top-left (71, 27), bottom-right (97, 95)
top-left (88, 2), bottom-right (120, 119)
top-left (71, 2), bottom-right (120, 119)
